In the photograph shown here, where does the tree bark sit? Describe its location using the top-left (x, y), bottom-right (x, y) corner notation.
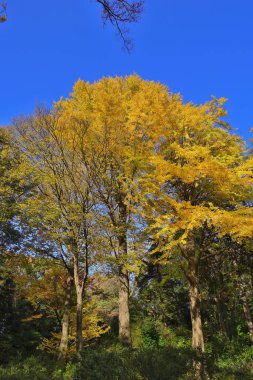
top-left (214, 296), bottom-right (228, 337)
top-left (73, 255), bottom-right (85, 355)
top-left (76, 286), bottom-right (83, 354)
top-left (118, 200), bottom-right (131, 345)
top-left (189, 284), bottom-right (205, 352)
top-left (187, 256), bottom-right (205, 378)
top-left (118, 264), bottom-right (131, 345)
top-left (187, 257), bottom-right (205, 353)
top-left (238, 278), bottom-right (253, 344)
top-left (58, 275), bottom-right (73, 359)
top-left (233, 260), bottom-right (253, 345)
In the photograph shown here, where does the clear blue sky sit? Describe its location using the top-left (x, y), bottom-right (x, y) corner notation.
top-left (1, 0), bottom-right (253, 142)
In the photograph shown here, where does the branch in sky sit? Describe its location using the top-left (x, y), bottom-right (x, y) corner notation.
top-left (0, 1), bottom-right (144, 51)
top-left (0, 2), bottom-right (7, 22)
top-left (96, 0), bottom-right (144, 52)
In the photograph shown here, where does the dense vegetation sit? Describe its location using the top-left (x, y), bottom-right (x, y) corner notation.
top-left (1, 75), bottom-right (253, 379)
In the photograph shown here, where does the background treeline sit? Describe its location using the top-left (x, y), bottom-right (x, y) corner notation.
top-left (1, 75), bottom-right (253, 379)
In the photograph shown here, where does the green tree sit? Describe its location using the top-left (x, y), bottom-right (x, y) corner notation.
top-left (15, 110), bottom-right (101, 355)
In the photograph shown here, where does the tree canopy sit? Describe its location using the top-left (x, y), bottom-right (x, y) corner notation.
top-left (1, 75), bottom-right (253, 378)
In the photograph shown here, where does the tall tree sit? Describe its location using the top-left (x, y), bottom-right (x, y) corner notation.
top-left (139, 96), bottom-right (253, 368)
top-left (15, 110), bottom-right (100, 355)
top-left (54, 75), bottom-right (172, 344)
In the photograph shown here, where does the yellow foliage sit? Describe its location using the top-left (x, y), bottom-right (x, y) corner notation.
top-left (40, 304), bottom-right (110, 357)
top-left (52, 75), bottom-right (253, 261)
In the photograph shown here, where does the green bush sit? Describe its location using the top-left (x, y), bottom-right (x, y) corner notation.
top-left (0, 355), bottom-right (55, 380)
top-left (74, 346), bottom-right (192, 380)
top-left (141, 319), bottom-right (160, 348)
top-left (0, 343), bottom-right (252, 380)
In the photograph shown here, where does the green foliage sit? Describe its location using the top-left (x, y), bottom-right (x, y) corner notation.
top-left (212, 345), bottom-right (253, 379)
top-left (0, 355), bottom-right (57, 380)
top-left (73, 346), bottom-right (193, 380)
top-left (140, 319), bottom-right (159, 347)
top-left (0, 343), bottom-right (253, 380)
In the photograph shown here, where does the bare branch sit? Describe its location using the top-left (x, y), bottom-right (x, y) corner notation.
top-left (0, 1), bottom-right (144, 51)
top-left (0, 2), bottom-right (7, 22)
top-left (96, 0), bottom-right (144, 51)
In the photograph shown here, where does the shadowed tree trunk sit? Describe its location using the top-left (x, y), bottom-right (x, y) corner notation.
top-left (214, 295), bottom-right (229, 337)
top-left (73, 252), bottom-right (87, 355)
top-left (58, 274), bottom-right (73, 359)
top-left (76, 285), bottom-right (84, 353)
top-left (187, 254), bottom-right (205, 378)
top-left (233, 259), bottom-right (253, 345)
top-left (238, 277), bottom-right (253, 344)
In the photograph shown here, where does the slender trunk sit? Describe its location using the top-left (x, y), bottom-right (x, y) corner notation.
top-left (76, 286), bottom-right (83, 354)
top-left (214, 296), bottom-right (228, 337)
top-left (233, 260), bottom-right (253, 345)
top-left (58, 275), bottom-right (73, 359)
top-left (188, 256), bottom-right (205, 379)
top-left (73, 256), bottom-right (84, 355)
top-left (118, 200), bottom-right (131, 345)
top-left (118, 264), bottom-right (131, 345)
top-left (238, 278), bottom-right (253, 344)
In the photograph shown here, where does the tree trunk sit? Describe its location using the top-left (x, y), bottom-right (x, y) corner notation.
top-left (189, 280), bottom-right (205, 353)
top-left (73, 255), bottom-right (84, 355)
top-left (214, 295), bottom-right (228, 337)
top-left (58, 275), bottom-right (73, 359)
top-left (75, 285), bottom-right (83, 354)
top-left (188, 256), bottom-right (205, 378)
top-left (118, 200), bottom-right (131, 345)
top-left (233, 260), bottom-right (253, 345)
top-left (119, 264), bottom-right (131, 345)
top-left (238, 278), bottom-right (253, 344)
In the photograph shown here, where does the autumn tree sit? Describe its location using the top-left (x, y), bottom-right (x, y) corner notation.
top-left (15, 109), bottom-right (103, 355)
top-left (9, 254), bottom-right (109, 358)
top-left (138, 95), bottom-right (253, 373)
top-left (53, 75), bottom-right (173, 345)
top-left (8, 75), bottom-right (253, 376)
top-left (0, 127), bottom-right (33, 250)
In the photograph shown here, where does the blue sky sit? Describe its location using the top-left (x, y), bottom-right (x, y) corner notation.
top-left (1, 0), bottom-right (253, 143)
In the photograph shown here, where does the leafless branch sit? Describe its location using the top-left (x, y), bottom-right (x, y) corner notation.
top-left (1, 1), bottom-right (144, 51)
top-left (0, 2), bottom-right (7, 22)
top-left (96, 0), bottom-right (144, 51)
